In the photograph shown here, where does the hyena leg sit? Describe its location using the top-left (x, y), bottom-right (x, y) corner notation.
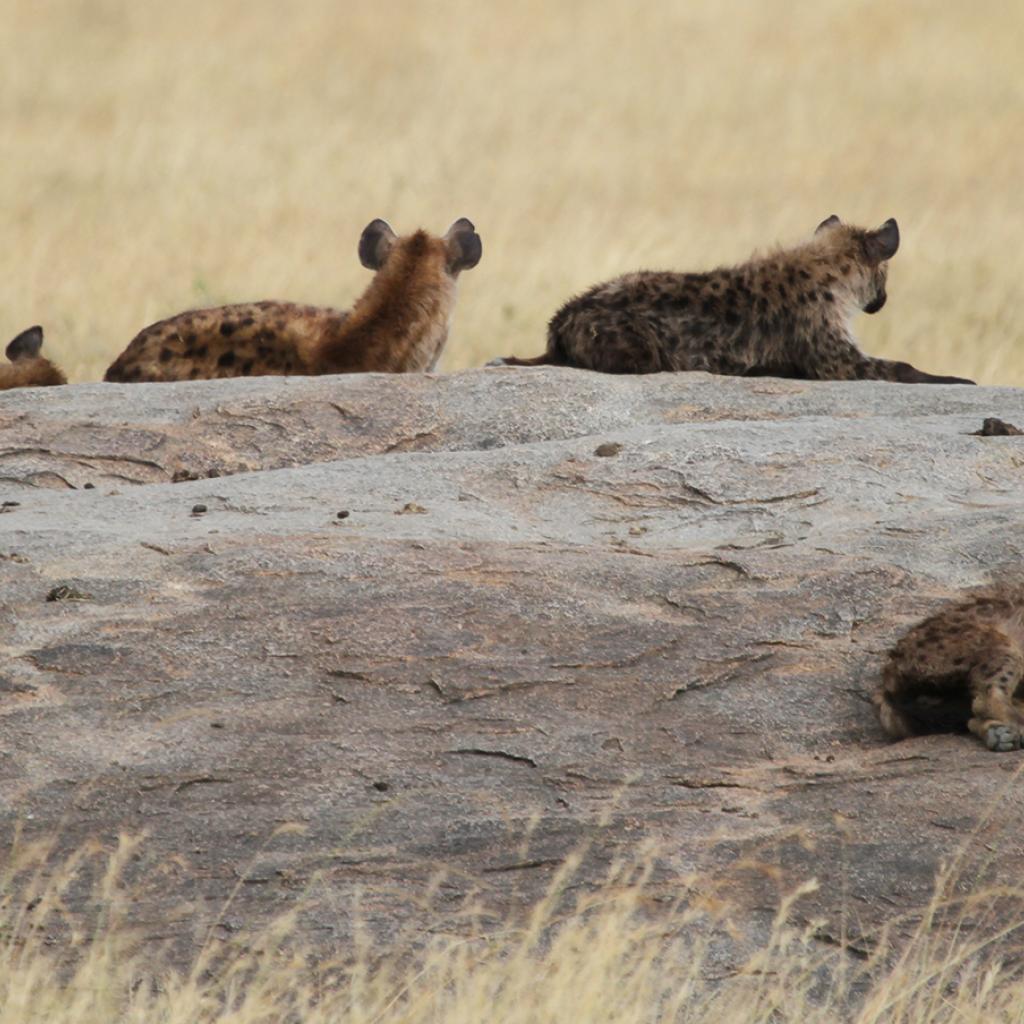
top-left (791, 332), bottom-right (974, 385)
top-left (561, 313), bottom-right (671, 374)
top-left (856, 357), bottom-right (975, 386)
top-left (872, 662), bottom-right (922, 739)
top-left (966, 647), bottom-right (1024, 752)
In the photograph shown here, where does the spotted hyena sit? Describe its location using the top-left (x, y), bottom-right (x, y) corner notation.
top-left (874, 585), bottom-right (1024, 752)
top-left (104, 218), bottom-right (481, 382)
top-left (0, 326), bottom-right (66, 390)
top-left (492, 216), bottom-right (972, 384)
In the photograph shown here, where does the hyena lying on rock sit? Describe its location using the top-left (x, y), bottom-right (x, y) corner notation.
top-left (492, 216), bottom-right (972, 384)
top-left (104, 218), bottom-right (481, 382)
top-left (0, 326), bottom-right (66, 390)
top-left (874, 585), bottom-right (1024, 751)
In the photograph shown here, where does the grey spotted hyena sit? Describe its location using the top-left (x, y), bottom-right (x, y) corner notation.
top-left (493, 216), bottom-right (972, 384)
top-left (874, 586), bottom-right (1024, 751)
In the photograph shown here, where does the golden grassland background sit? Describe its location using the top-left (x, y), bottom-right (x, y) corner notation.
top-left (2, 0), bottom-right (1022, 385)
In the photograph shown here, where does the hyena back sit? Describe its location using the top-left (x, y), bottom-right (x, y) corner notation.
top-left (104, 218), bottom-right (481, 383)
top-left (495, 216), bottom-right (972, 385)
top-left (874, 586), bottom-right (1024, 752)
top-left (0, 326), bottom-right (67, 390)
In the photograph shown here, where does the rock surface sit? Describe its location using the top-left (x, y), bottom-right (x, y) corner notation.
top-left (2, 368), bottom-right (1024, 965)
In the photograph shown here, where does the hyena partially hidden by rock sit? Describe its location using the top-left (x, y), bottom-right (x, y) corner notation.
top-left (874, 586), bottom-right (1024, 751)
top-left (104, 218), bottom-right (481, 382)
top-left (0, 326), bottom-right (67, 390)
top-left (493, 216), bottom-right (972, 384)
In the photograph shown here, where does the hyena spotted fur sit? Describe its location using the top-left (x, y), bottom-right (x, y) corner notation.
top-left (0, 326), bottom-right (66, 390)
top-left (104, 218), bottom-right (481, 383)
top-left (494, 216), bottom-right (973, 384)
top-left (874, 585), bottom-right (1024, 752)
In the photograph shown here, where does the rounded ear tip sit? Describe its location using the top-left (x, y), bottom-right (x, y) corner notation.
top-left (446, 217), bottom-right (476, 235)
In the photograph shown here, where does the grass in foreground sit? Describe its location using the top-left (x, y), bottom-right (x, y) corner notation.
top-left (4, 834), bottom-right (1024, 1023)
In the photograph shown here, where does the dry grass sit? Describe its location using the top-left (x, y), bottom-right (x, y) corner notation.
top-left (2, 0), bottom-right (1022, 385)
top-left (5, 834), bottom-right (1024, 1023)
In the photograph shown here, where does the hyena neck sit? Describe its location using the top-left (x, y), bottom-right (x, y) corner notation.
top-left (747, 245), bottom-right (862, 326)
top-left (319, 233), bottom-right (456, 372)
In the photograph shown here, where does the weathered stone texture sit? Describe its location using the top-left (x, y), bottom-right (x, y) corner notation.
top-left (2, 368), bottom-right (1023, 964)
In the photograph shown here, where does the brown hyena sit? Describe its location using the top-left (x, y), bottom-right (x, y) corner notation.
top-left (874, 585), bottom-right (1024, 752)
top-left (104, 218), bottom-right (481, 383)
top-left (0, 326), bottom-right (67, 390)
top-left (491, 215), bottom-right (973, 384)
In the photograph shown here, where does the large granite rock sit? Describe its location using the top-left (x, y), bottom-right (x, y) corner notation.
top-left (2, 368), bottom-right (1023, 965)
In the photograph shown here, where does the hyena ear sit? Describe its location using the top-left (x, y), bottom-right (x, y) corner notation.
top-left (443, 217), bottom-right (482, 273)
top-left (6, 325), bottom-right (44, 362)
top-left (358, 219), bottom-right (398, 270)
top-left (815, 214), bottom-right (841, 234)
top-left (865, 218), bottom-right (900, 262)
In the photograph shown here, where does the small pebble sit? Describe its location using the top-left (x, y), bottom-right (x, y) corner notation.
top-left (973, 417), bottom-right (1023, 436)
top-left (191, 504), bottom-right (208, 515)
top-left (1, 501), bottom-right (20, 508)
top-left (83, 483), bottom-right (95, 490)
top-left (46, 584), bottom-right (91, 602)
top-left (594, 442), bottom-right (623, 457)
top-left (372, 781), bottom-right (390, 792)
top-left (336, 510), bottom-right (351, 519)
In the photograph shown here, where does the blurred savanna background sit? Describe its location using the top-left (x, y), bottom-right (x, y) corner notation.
top-left (2, 0), bottom-right (1022, 384)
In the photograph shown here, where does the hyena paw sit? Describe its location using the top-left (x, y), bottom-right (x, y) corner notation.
top-left (984, 723), bottom-right (1022, 752)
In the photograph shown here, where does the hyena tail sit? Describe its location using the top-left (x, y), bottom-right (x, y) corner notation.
top-left (489, 332), bottom-right (570, 368)
top-left (496, 352), bottom-right (562, 367)
top-left (873, 664), bottom-right (970, 738)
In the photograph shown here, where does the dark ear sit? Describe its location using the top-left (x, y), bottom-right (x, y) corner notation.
top-left (865, 218), bottom-right (899, 262)
top-left (443, 217), bottom-right (482, 273)
top-left (6, 325), bottom-right (44, 362)
top-left (358, 219), bottom-right (398, 270)
top-left (815, 214), bottom-right (841, 235)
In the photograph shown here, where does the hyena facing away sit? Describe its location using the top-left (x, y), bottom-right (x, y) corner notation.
top-left (874, 586), bottom-right (1024, 752)
top-left (493, 216), bottom-right (973, 384)
top-left (0, 326), bottom-right (67, 390)
top-left (104, 218), bottom-right (481, 382)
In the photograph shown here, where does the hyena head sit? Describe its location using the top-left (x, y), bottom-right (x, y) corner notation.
top-left (358, 217), bottom-right (482, 279)
top-left (813, 215), bottom-right (900, 314)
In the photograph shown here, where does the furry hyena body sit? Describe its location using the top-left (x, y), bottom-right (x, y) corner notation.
top-left (874, 586), bottom-right (1024, 751)
top-left (104, 218), bottom-right (481, 382)
top-left (0, 326), bottom-right (66, 390)
top-left (495, 216), bottom-right (972, 384)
